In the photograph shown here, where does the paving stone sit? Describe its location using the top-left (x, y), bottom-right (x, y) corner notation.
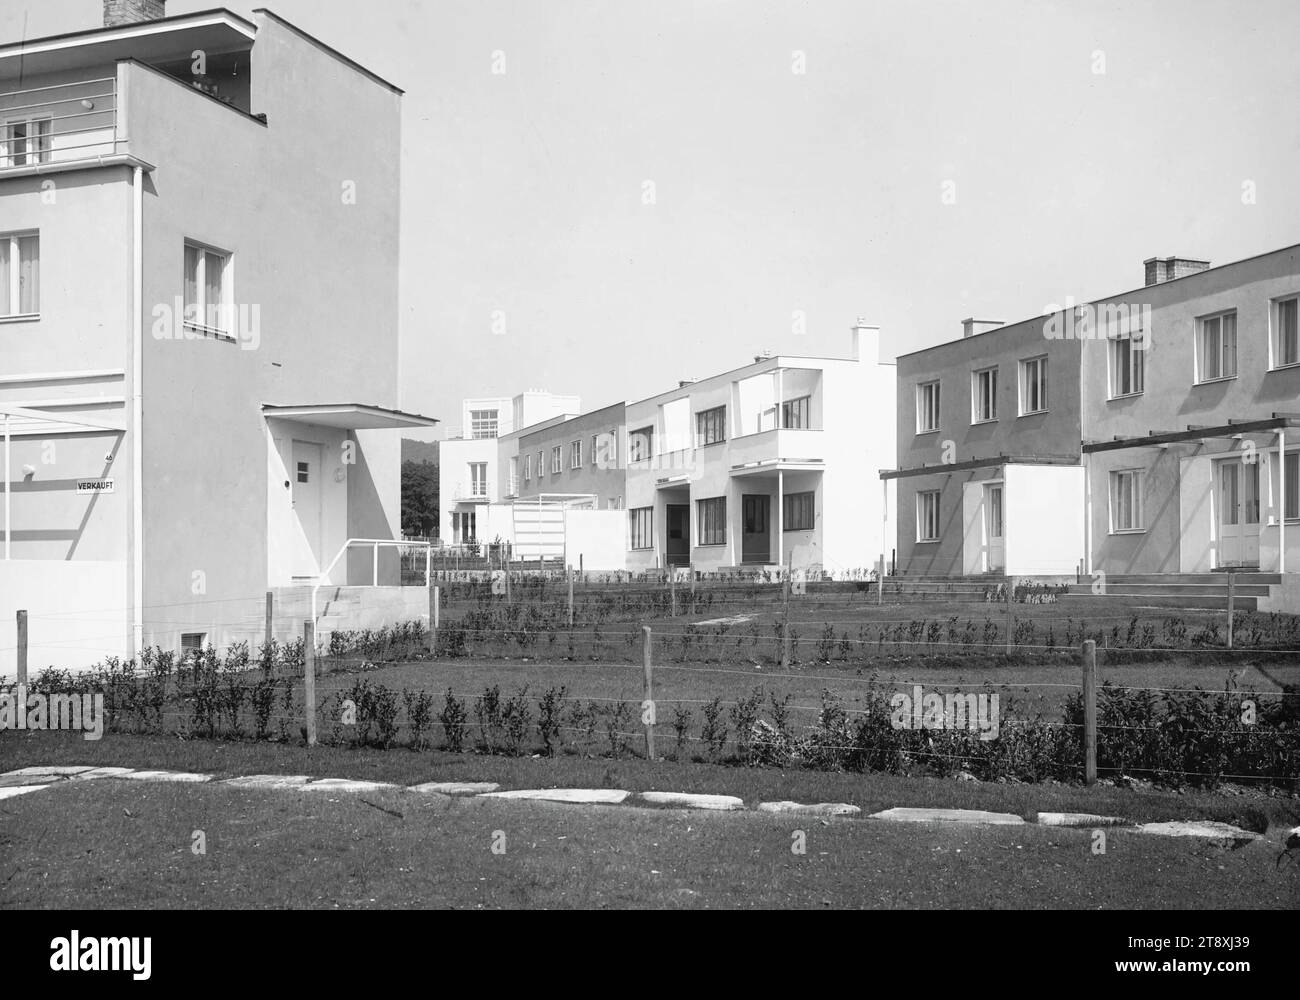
top-left (0, 785), bottom-right (50, 800)
top-left (224, 775), bottom-right (313, 790)
top-left (408, 781), bottom-right (500, 795)
top-left (4, 765), bottom-right (96, 778)
top-left (482, 788), bottom-right (630, 804)
top-left (869, 807), bottom-right (1025, 825)
top-left (639, 791), bottom-right (745, 811)
top-left (68, 767), bottom-right (137, 780)
top-left (119, 770), bottom-right (213, 783)
top-left (756, 801), bottom-right (861, 817)
top-left (1035, 812), bottom-right (1127, 828)
top-left (300, 779), bottom-right (399, 793)
top-left (1134, 821), bottom-right (1262, 845)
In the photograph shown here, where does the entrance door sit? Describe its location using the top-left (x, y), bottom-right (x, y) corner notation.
top-left (665, 504), bottom-right (690, 566)
top-left (742, 494), bottom-right (770, 564)
top-left (292, 440), bottom-right (324, 576)
top-left (1216, 458), bottom-right (1260, 568)
top-left (984, 483), bottom-right (1005, 572)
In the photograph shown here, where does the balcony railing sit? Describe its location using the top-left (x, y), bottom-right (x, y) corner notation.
top-left (0, 78), bottom-right (119, 171)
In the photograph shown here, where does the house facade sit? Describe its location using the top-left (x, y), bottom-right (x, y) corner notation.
top-left (0, 3), bottom-right (436, 672)
top-left (623, 322), bottom-right (896, 576)
top-left (890, 244), bottom-right (1300, 608)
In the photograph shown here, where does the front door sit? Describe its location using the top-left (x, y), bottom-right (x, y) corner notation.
top-left (1216, 458), bottom-right (1260, 568)
top-left (292, 440), bottom-right (324, 577)
top-left (742, 494), bottom-right (770, 564)
top-left (666, 504), bottom-right (690, 566)
top-left (984, 483), bottom-right (1005, 572)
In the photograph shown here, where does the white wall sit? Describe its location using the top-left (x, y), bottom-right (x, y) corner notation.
top-left (0, 560), bottom-right (129, 676)
top-left (265, 419), bottom-right (350, 585)
top-left (565, 509), bottom-right (626, 570)
top-left (1004, 464), bottom-right (1084, 576)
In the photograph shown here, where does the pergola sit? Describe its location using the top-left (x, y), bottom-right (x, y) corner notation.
top-left (1, 404), bottom-right (126, 560)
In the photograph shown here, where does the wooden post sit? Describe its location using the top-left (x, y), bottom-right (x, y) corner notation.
top-left (670, 567), bottom-right (677, 617)
top-left (427, 583), bottom-right (440, 652)
top-left (642, 625), bottom-right (655, 761)
top-left (1082, 639), bottom-right (1097, 785)
top-left (303, 620), bottom-right (317, 747)
top-left (16, 610), bottom-right (28, 688)
top-left (781, 567), bottom-right (791, 669)
top-left (877, 555), bottom-right (885, 606)
top-left (1004, 578), bottom-right (1014, 654)
top-left (1226, 570), bottom-right (1235, 650)
top-left (264, 591), bottom-right (274, 652)
top-left (505, 558), bottom-right (512, 604)
top-left (568, 567), bottom-right (575, 628)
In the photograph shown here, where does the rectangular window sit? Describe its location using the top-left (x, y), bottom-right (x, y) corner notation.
top-left (781, 396), bottom-right (811, 429)
top-left (469, 462), bottom-right (487, 498)
top-left (183, 241), bottom-right (231, 335)
top-left (1287, 452), bottom-right (1299, 521)
top-left (915, 381), bottom-right (940, 433)
top-left (508, 457), bottom-right (519, 495)
top-left (1196, 311), bottom-right (1237, 382)
top-left (592, 431), bottom-right (618, 468)
top-left (629, 507), bottom-right (653, 549)
top-left (1111, 470), bottom-right (1144, 532)
top-left (697, 497), bottom-right (726, 545)
top-left (1109, 333), bottom-right (1145, 397)
top-left (0, 232), bottom-right (39, 317)
top-left (550, 445), bottom-right (562, 474)
top-left (180, 632), bottom-right (206, 661)
top-left (972, 367), bottom-right (998, 423)
top-left (916, 490), bottom-right (941, 542)
top-left (470, 409), bottom-right (499, 438)
top-left (2, 116), bottom-right (51, 168)
top-left (569, 440), bottom-right (581, 469)
top-left (695, 406), bottom-right (726, 446)
top-left (783, 491), bottom-right (814, 531)
top-left (1018, 356), bottom-right (1048, 415)
top-left (523, 454), bottom-right (532, 481)
top-left (1273, 297), bottom-right (1299, 370)
top-left (629, 426), bottom-right (654, 462)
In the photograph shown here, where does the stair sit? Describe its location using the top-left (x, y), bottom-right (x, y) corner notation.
top-left (1062, 573), bottom-right (1283, 612)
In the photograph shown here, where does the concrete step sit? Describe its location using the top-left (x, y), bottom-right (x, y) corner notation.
top-left (1067, 583), bottom-right (1273, 597)
top-left (1061, 593), bottom-right (1258, 611)
top-left (1097, 573), bottom-right (1281, 585)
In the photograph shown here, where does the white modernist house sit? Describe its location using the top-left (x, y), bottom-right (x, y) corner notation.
top-left (623, 322), bottom-right (897, 576)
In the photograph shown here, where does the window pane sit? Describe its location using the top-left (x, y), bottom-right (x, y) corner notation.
top-left (184, 245), bottom-right (200, 317)
top-left (1287, 453), bottom-right (1299, 521)
top-left (0, 238), bottom-right (10, 315)
top-left (1279, 300), bottom-right (1298, 366)
top-left (1132, 341), bottom-right (1145, 393)
top-left (204, 251), bottom-right (224, 328)
top-left (1221, 313), bottom-right (1237, 376)
top-left (17, 235), bottom-right (38, 314)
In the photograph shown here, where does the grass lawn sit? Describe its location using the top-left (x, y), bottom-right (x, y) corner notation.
top-left (2, 777), bottom-right (1297, 909)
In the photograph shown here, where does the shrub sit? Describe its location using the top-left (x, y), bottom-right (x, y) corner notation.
top-left (438, 688), bottom-right (469, 752)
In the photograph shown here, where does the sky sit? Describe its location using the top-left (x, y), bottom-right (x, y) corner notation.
top-left (5, 0), bottom-right (1300, 439)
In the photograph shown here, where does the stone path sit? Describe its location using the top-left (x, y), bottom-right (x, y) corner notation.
top-left (0, 764), bottom-right (1271, 843)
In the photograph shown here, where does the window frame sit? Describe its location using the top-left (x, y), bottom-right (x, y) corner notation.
top-left (1285, 450), bottom-right (1299, 523)
top-left (696, 496), bottom-right (727, 546)
top-left (628, 426), bottom-right (654, 463)
top-left (782, 491), bottom-right (815, 531)
top-left (570, 439), bottom-right (582, 469)
top-left (781, 395), bottom-right (811, 430)
top-left (468, 462), bottom-right (488, 498)
top-left (916, 490), bottom-right (941, 542)
top-left (550, 445), bottom-right (562, 475)
top-left (1271, 295), bottom-right (1299, 372)
top-left (915, 380), bottom-right (941, 434)
top-left (183, 239), bottom-right (234, 338)
top-left (1018, 355), bottom-right (1049, 416)
top-left (971, 366), bottom-right (999, 424)
top-left (523, 454), bottom-right (532, 482)
top-left (1110, 469), bottom-right (1146, 534)
top-left (1194, 310), bottom-right (1238, 384)
top-left (629, 507), bottom-right (654, 550)
top-left (0, 230), bottom-right (40, 320)
top-left (1108, 331), bottom-right (1146, 399)
top-left (469, 409), bottom-right (500, 439)
top-left (695, 406), bottom-right (727, 446)
top-left (2, 115), bottom-right (52, 168)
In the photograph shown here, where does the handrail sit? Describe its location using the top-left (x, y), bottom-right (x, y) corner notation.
top-left (309, 538), bottom-right (432, 624)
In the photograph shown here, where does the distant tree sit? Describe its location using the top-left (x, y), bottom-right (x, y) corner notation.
top-left (401, 460), bottom-right (439, 537)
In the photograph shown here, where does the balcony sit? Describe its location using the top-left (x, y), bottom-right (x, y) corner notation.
top-left (0, 78), bottom-right (120, 173)
top-left (728, 427), bottom-right (825, 475)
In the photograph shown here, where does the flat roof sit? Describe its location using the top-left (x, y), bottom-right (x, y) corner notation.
top-left (897, 240), bottom-right (1300, 363)
top-left (263, 403), bottom-right (439, 430)
top-left (627, 353), bottom-right (860, 409)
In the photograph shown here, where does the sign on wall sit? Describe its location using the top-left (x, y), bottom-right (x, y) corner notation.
top-left (76, 479), bottom-right (115, 495)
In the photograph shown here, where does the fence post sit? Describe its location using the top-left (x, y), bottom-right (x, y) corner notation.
top-left (781, 568), bottom-right (791, 669)
top-left (303, 619), bottom-right (317, 747)
top-left (1004, 578), bottom-right (1014, 654)
top-left (427, 584), bottom-right (440, 653)
top-left (505, 558), bottom-right (512, 605)
top-left (877, 554), bottom-right (884, 606)
top-left (670, 567), bottom-right (677, 617)
top-left (642, 625), bottom-right (655, 761)
top-left (1226, 570), bottom-right (1235, 649)
top-left (264, 591), bottom-right (273, 652)
top-left (568, 567), bottom-right (575, 627)
top-left (16, 610), bottom-right (28, 688)
top-left (1082, 638), bottom-right (1097, 786)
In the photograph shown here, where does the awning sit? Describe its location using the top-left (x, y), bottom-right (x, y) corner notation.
top-left (730, 458), bottom-right (825, 478)
top-left (262, 403), bottom-right (439, 430)
top-left (1082, 413), bottom-right (1300, 454)
top-left (880, 454), bottom-right (1078, 480)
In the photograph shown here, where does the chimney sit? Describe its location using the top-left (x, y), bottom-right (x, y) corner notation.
top-left (1143, 256), bottom-right (1211, 286)
top-left (678, 379), bottom-right (696, 388)
top-left (851, 317), bottom-right (886, 363)
top-left (104, 0), bottom-right (166, 27)
top-left (961, 318), bottom-right (1004, 339)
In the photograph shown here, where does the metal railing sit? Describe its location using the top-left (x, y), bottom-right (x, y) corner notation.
top-left (309, 538), bottom-right (432, 623)
top-left (0, 77), bottom-right (119, 170)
